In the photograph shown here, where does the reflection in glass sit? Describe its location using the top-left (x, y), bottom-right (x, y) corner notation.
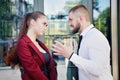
top-left (44, 0), bottom-right (81, 80)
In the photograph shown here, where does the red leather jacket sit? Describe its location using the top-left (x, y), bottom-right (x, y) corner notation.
top-left (17, 35), bottom-right (57, 80)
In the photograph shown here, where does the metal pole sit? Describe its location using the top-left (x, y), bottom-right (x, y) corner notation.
top-left (111, 0), bottom-right (119, 80)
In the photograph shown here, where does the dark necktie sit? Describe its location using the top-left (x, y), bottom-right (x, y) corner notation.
top-left (77, 35), bottom-right (83, 54)
top-left (67, 35), bottom-right (82, 80)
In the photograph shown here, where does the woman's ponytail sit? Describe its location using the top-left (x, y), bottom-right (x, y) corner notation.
top-left (4, 13), bottom-right (31, 67)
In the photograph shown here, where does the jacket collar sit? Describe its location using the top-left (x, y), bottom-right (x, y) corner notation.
top-left (22, 34), bottom-right (49, 64)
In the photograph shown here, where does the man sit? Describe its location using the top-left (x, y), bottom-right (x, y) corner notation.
top-left (51, 5), bottom-right (113, 80)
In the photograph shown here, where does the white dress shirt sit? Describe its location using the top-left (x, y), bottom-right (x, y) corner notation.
top-left (70, 24), bottom-right (113, 80)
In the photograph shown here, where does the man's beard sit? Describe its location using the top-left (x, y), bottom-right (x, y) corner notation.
top-left (69, 22), bottom-right (80, 35)
top-left (72, 26), bottom-right (80, 34)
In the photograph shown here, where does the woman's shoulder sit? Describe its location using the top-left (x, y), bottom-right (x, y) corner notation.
top-left (18, 34), bottom-right (31, 44)
top-left (17, 35), bottom-right (29, 47)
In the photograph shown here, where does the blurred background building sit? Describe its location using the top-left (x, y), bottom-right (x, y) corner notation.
top-left (0, 0), bottom-right (119, 80)
top-left (0, 0), bottom-right (34, 65)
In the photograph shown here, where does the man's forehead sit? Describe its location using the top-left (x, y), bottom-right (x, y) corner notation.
top-left (69, 12), bottom-right (74, 16)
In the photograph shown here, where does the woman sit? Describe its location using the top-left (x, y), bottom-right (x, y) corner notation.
top-left (5, 11), bottom-right (57, 80)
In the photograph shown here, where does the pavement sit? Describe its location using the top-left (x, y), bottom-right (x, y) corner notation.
top-left (0, 60), bottom-right (67, 80)
top-left (56, 60), bottom-right (67, 80)
top-left (0, 67), bottom-right (21, 80)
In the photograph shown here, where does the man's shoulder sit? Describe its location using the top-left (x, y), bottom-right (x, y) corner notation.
top-left (87, 28), bottom-right (106, 38)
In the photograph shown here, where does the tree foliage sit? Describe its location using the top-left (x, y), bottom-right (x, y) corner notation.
top-left (94, 7), bottom-right (111, 37)
top-left (0, 0), bottom-right (11, 19)
top-left (0, 0), bottom-right (12, 39)
top-left (94, 7), bottom-right (111, 45)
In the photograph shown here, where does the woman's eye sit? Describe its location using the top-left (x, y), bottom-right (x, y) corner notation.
top-left (46, 24), bottom-right (48, 27)
top-left (43, 23), bottom-right (48, 27)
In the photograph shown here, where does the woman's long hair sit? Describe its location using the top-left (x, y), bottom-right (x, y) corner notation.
top-left (4, 11), bottom-right (46, 67)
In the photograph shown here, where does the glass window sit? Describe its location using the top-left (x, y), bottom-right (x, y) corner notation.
top-left (44, 0), bottom-right (81, 80)
top-left (93, 0), bottom-right (111, 45)
top-left (0, 0), bottom-right (34, 67)
top-left (93, 0), bottom-right (112, 72)
top-left (44, 0), bottom-right (112, 79)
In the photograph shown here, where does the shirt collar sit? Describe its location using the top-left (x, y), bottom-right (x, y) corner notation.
top-left (80, 24), bottom-right (94, 37)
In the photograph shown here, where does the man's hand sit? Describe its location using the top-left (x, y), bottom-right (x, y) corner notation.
top-left (51, 39), bottom-right (73, 59)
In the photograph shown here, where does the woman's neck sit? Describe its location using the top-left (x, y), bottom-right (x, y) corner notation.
top-left (27, 30), bottom-right (37, 43)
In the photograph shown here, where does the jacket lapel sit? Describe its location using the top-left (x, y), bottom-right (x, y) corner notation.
top-left (28, 42), bottom-right (45, 64)
top-left (36, 39), bottom-right (50, 54)
top-left (23, 35), bottom-right (45, 65)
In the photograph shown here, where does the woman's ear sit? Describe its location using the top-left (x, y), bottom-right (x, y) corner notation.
top-left (30, 19), bottom-right (36, 26)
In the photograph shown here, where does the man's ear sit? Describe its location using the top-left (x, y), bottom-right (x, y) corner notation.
top-left (77, 16), bottom-right (82, 22)
top-left (79, 15), bottom-right (83, 21)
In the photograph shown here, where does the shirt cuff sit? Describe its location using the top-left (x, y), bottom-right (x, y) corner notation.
top-left (69, 53), bottom-right (78, 61)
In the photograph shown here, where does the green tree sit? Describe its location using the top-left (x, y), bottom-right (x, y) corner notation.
top-left (0, 0), bottom-right (12, 40)
top-left (94, 7), bottom-right (110, 37)
top-left (0, 0), bottom-right (11, 19)
top-left (94, 7), bottom-right (111, 45)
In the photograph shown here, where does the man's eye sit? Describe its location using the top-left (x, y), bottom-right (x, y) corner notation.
top-left (46, 25), bottom-right (48, 27)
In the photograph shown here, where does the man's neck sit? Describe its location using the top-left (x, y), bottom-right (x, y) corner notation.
top-left (80, 21), bottom-right (91, 33)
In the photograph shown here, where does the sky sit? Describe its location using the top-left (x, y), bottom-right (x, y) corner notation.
top-left (93, 0), bottom-right (110, 18)
top-left (98, 0), bottom-right (109, 11)
top-left (44, 0), bottom-right (66, 15)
